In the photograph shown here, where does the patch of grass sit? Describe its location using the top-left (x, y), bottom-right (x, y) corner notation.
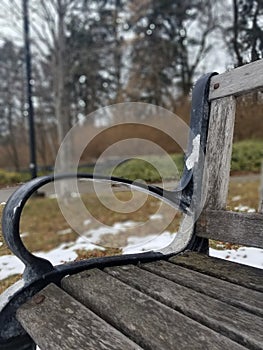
top-left (0, 274), bottom-right (21, 294)
top-left (227, 178), bottom-right (259, 211)
top-left (231, 139), bottom-right (263, 173)
top-left (0, 169), bottom-right (26, 187)
top-left (0, 169), bottom-right (52, 188)
top-left (75, 248), bottom-right (122, 260)
top-left (112, 154), bottom-right (184, 182)
top-left (20, 197), bottom-right (78, 252)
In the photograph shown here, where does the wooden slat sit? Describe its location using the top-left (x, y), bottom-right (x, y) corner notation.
top-left (209, 60), bottom-right (263, 100)
top-left (105, 264), bottom-right (263, 349)
top-left (16, 283), bottom-right (142, 350)
top-left (62, 269), bottom-right (247, 350)
top-left (203, 96), bottom-right (236, 210)
top-left (169, 252), bottom-right (263, 292)
top-left (142, 260), bottom-right (263, 317)
top-left (196, 210), bottom-right (263, 248)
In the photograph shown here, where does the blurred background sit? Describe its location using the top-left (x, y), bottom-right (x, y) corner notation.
top-left (0, 0), bottom-right (261, 176)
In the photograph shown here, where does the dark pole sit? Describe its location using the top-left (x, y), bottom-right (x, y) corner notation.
top-left (23, 0), bottom-right (37, 179)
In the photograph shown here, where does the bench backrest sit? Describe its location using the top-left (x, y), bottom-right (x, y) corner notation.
top-left (195, 60), bottom-right (263, 249)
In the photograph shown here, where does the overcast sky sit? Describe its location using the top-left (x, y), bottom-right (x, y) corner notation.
top-left (0, 0), bottom-right (232, 76)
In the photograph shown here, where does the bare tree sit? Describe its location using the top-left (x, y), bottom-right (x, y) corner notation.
top-left (222, 0), bottom-right (263, 66)
top-left (127, 0), bottom-right (216, 107)
top-left (0, 40), bottom-right (25, 171)
top-left (29, 1), bottom-right (84, 169)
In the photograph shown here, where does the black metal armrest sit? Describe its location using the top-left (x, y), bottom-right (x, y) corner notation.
top-left (2, 173), bottom-right (190, 281)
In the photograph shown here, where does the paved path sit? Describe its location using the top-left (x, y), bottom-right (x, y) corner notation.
top-left (0, 174), bottom-right (260, 203)
top-left (0, 186), bottom-right (20, 203)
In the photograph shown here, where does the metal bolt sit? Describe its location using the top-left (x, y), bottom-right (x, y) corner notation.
top-left (213, 83), bottom-right (220, 89)
top-left (33, 294), bottom-right (45, 305)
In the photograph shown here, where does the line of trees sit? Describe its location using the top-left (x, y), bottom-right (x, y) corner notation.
top-left (0, 0), bottom-right (262, 171)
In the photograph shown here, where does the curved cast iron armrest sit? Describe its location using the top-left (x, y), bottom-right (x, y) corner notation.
top-left (2, 172), bottom-right (192, 283)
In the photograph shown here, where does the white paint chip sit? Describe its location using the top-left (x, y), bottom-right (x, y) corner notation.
top-left (186, 134), bottom-right (200, 170)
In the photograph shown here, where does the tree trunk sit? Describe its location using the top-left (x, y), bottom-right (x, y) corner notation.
top-left (55, 0), bottom-right (72, 172)
top-left (233, 0), bottom-right (243, 66)
top-left (7, 102), bottom-right (20, 172)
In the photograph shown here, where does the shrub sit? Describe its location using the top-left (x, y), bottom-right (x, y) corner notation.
top-left (0, 170), bottom-right (23, 186)
top-left (112, 154), bottom-right (184, 182)
top-left (231, 140), bottom-right (263, 173)
top-left (112, 139), bottom-right (263, 182)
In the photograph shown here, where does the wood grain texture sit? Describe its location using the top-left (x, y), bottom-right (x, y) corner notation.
top-left (209, 59), bottom-right (263, 100)
top-left (16, 283), bottom-right (142, 350)
top-left (142, 260), bottom-right (263, 317)
top-left (203, 96), bottom-right (236, 210)
top-left (169, 252), bottom-right (263, 292)
top-left (62, 269), bottom-right (247, 350)
top-left (105, 264), bottom-right (263, 349)
top-left (196, 210), bottom-right (263, 248)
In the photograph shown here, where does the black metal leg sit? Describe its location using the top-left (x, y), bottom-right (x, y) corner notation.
top-left (0, 335), bottom-right (36, 350)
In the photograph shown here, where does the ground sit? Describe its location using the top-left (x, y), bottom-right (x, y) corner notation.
top-left (0, 174), bottom-right (261, 293)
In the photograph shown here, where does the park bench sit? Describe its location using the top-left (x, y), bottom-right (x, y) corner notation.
top-left (0, 60), bottom-right (263, 350)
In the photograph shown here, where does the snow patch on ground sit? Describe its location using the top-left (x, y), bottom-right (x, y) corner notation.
top-left (0, 220), bottom-right (139, 280)
top-left (0, 237), bottom-right (103, 280)
top-left (231, 195), bottom-right (241, 202)
top-left (123, 232), bottom-right (176, 254)
top-left (0, 255), bottom-right (24, 280)
top-left (83, 221), bottom-right (138, 242)
top-left (57, 228), bottom-right (72, 235)
top-left (210, 246), bottom-right (263, 269)
top-left (83, 219), bottom-right (91, 226)
top-left (149, 214), bottom-right (163, 220)
top-left (234, 205), bottom-right (256, 213)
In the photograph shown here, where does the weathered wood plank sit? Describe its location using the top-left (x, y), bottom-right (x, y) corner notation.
top-left (196, 210), bottom-right (263, 248)
top-left (62, 269), bottom-right (247, 350)
top-left (169, 252), bottom-right (263, 292)
top-left (209, 60), bottom-right (263, 100)
top-left (105, 264), bottom-right (263, 349)
top-left (142, 260), bottom-right (263, 317)
top-left (16, 283), bottom-right (142, 350)
top-left (203, 96), bottom-right (236, 210)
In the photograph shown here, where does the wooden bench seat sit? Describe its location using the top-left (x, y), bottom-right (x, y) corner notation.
top-left (17, 252), bottom-right (263, 350)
